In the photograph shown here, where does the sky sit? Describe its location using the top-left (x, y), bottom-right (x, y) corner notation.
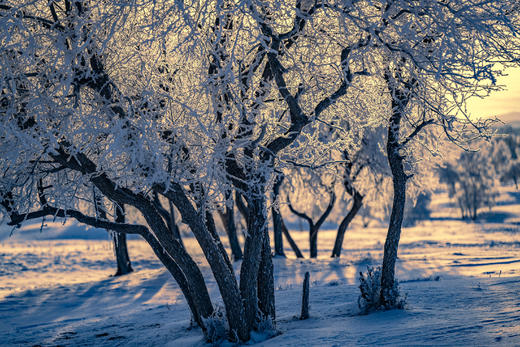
top-left (466, 67), bottom-right (520, 122)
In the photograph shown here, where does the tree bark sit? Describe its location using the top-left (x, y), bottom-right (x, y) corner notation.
top-left (380, 154), bottom-right (406, 307)
top-left (168, 200), bottom-right (184, 247)
top-left (218, 196), bottom-right (243, 261)
top-left (240, 186), bottom-right (270, 333)
top-left (331, 192), bottom-right (363, 257)
top-left (113, 204), bottom-right (133, 276)
top-left (137, 229), bottom-right (206, 329)
top-left (271, 174), bottom-right (286, 257)
top-left (379, 82), bottom-right (409, 308)
top-left (281, 218), bottom-right (304, 258)
top-left (257, 229), bottom-right (275, 322)
top-left (161, 185), bottom-right (249, 341)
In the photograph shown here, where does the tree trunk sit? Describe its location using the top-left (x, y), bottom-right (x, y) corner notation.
top-left (163, 184), bottom-right (249, 341)
top-left (281, 219), bottom-right (304, 258)
top-left (168, 200), bottom-right (184, 247)
top-left (380, 163), bottom-right (406, 307)
top-left (218, 198), bottom-right (243, 261)
top-left (205, 210), bottom-right (235, 274)
top-left (331, 192), bottom-right (363, 257)
top-left (380, 99), bottom-right (408, 308)
top-left (113, 205), bottom-right (133, 276)
top-left (93, 192), bottom-right (133, 277)
top-left (271, 174), bottom-right (286, 257)
top-left (138, 229), bottom-right (207, 329)
top-left (235, 190), bottom-right (249, 222)
top-left (240, 179), bottom-right (276, 332)
top-left (257, 229), bottom-right (275, 322)
top-left (240, 191), bottom-right (268, 333)
top-left (309, 227), bottom-right (318, 258)
top-left (136, 202), bottom-right (216, 328)
top-left (271, 206), bottom-right (286, 257)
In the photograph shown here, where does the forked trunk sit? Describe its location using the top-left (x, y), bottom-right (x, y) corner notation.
top-left (288, 191), bottom-right (335, 259)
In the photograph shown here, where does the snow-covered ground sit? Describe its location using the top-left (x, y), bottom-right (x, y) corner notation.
top-left (1, 188), bottom-right (520, 346)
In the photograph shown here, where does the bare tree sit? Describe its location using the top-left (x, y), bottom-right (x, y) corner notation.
top-left (288, 188), bottom-right (336, 258)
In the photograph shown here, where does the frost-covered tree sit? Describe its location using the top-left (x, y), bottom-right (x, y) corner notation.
top-left (0, 0), bottom-right (377, 341)
top-left (2, 0), bottom-right (520, 341)
top-left (490, 136), bottom-right (520, 189)
top-left (330, 0), bottom-right (520, 309)
top-left (456, 150), bottom-right (498, 220)
top-left (501, 159), bottom-right (520, 189)
top-left (403, 191), bottom-right (431, 227)
top-left (438, 148), bottom-right (498, 220)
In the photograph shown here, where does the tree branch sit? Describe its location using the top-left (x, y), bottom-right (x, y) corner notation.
top-left (0, 4), bottom-right (65, 31)
top-left (4, 204), bottom-right (147, 235)
top-left (315, 191), bottom-right (336, 230)
top-left (287, 197), bottom-right (314, 228)
top-left (401, 118), bottom-right (435, 147)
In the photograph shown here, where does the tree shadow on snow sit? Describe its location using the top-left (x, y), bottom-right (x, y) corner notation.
top-left (0, 269), bottom-right (180, 344)
top-left (477, 210), bottom-right (517, 223)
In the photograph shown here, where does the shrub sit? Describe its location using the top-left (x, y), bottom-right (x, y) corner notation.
top-left (358, 266), bottom-right (406, 313)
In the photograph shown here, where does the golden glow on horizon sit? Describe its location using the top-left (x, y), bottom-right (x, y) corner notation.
top-left (467, 68), bottom-right (520, 120)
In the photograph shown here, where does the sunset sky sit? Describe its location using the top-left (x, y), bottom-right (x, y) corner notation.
top-left (466, 67), bottom-right (520, 121)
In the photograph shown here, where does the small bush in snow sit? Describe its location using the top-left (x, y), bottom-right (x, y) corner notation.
top-left (358, 266), bottom-right (406, 313)
top-left (203, 305), bottom-right (228, 344)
